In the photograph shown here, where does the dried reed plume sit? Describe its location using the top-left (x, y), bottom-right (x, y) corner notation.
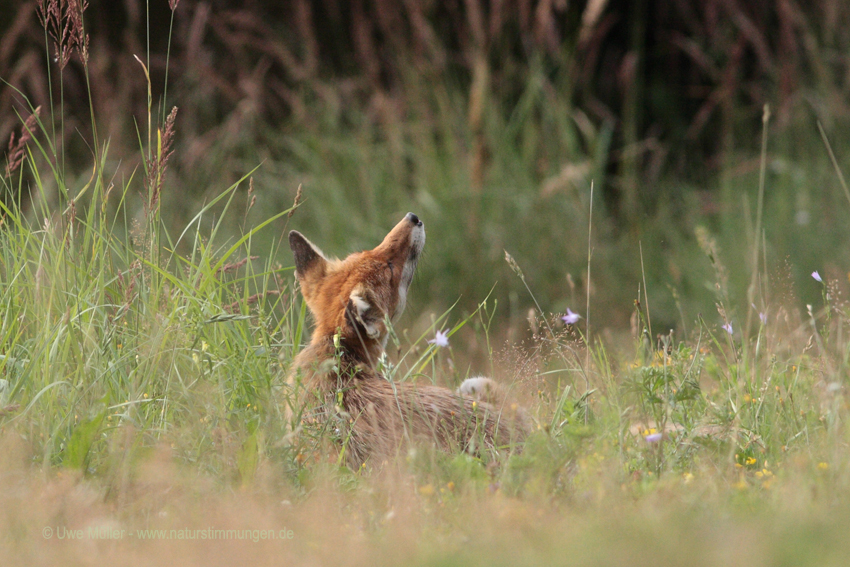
top-left (145, 107), bottom-right (178, 216)
top-left (216, 256), bottom-right (259, 276)
top-left (4, 106), bottom-right (41, 177)
top-left (288, 183), bottom-right (302, 218)
top-left (36, 0), bottom-right (89, 68)
top-left (245, 177), bottom-right (256, 217)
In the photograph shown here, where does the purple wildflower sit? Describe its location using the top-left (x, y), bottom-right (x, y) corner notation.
top-left (561, 309), bottom-right (581, 325)
top-left (644, 432), bottom-right (663, 443)
top-left (812, 271), bottom-right (822, 283)
top-left (722, 322), bottom-right (733, 335)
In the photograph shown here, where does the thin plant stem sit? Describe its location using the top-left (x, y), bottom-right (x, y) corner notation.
top-left (746, 104), bottom-right (770, 339)
top-left (59, 67), bottom-right (64, 182)
top-left (41, 24), bottom-right (56, 163)
top-left (163, 8), bottom-right (177, 122)
top-left (817, 121), bottom-right (850, 209)
top-left (639, 241), bottom-right (652, 346)
top-left (585, 180), bottom-right (593, 377)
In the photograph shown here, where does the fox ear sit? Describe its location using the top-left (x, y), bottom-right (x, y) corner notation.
top-left (346, 289), bottom-right (386, 340)
top-left (289, 231), bottom-right (328, 281)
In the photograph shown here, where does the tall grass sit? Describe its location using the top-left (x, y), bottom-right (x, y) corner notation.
top-left (4, 3), bottom-right (850, 566)
top-left (0, 1), bottom-right (300, 484)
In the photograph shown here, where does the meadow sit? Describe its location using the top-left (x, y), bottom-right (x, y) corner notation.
top-left (4, 2), bottom-right (850, 565)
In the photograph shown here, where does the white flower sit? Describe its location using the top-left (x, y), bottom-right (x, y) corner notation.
top-left (428, 330), bottom-right (449, 348)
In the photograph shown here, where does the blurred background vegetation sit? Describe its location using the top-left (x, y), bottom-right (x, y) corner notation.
top-left (2, 0), bottom-right (850, 335)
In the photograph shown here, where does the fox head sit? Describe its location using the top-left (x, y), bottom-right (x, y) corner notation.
top-left (289, 213), bottom-right (425, 360)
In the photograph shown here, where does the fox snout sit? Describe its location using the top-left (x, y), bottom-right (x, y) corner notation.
top-left (289, 213), bottom-right (425, 356)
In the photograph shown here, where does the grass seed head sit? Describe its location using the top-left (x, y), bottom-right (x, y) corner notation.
top-left (4, 107), bottom-right (41, 177)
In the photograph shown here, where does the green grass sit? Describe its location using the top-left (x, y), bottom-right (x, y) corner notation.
top-left (4, 128), bottom-right (850, 564)
top-left (5, 13), bottom-right (850, 566)
top-left (233, 85), bottom-right (850, 341)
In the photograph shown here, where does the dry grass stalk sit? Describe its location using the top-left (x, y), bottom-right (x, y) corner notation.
top-left (287, 183), bottom-right (302, 219)
top-left (36, 0), bottom-right (89, 68)
top-left (216, 256), bottom-right (259, 276)
top-left (4, 106), bottom-right (40, 177)
top-left (145, 107), bottom-right (178, 216)
top-left (244, 176), bottom-right (256, 219)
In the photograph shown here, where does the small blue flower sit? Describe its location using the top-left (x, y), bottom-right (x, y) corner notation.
top-left (722, 322), bottom-right (733, 335)
top-left (644, 432), bottom-right (663, 443)
top-left (812, 271), bottom-right (822, 283)
top-left (428, 329), bottom-right (449, 348)
top-left (561, 309), bottom-right (581, 325)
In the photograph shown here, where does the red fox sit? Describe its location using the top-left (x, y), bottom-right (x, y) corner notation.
top-left (288, 213), bottom-right (529, 467)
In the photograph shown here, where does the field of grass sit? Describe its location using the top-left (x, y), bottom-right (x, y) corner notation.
top-left (5, 7), bottom-right (850, 566)
top-left (3, 119), bottom-right (850, 565)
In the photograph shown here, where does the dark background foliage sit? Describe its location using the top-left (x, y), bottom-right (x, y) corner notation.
top-left (4, 0), bottom-right (849, 207)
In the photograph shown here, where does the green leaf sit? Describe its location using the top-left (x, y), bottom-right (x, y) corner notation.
top-left (64, 410), bottom-right (107, 471)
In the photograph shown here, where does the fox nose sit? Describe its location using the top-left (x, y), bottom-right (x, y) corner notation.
top-left (406, 212), bottom-right (422, 227)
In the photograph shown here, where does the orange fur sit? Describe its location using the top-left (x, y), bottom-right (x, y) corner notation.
top-left (287, 213), bottom-right (529, 467)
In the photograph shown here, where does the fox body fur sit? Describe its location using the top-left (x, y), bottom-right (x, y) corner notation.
top-left (288, 213), bottom-right (529, 467)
